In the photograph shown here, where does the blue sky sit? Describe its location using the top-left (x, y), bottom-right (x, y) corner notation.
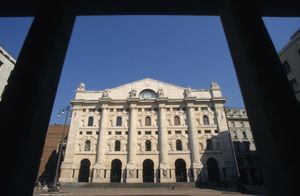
top-left (0, 16), bottom-right (299, 125)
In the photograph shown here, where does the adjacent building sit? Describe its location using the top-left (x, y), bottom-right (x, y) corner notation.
top-left (0, 46), bottom-right (16, 101)
top-left (279, 28), bottom-right (300, 103)
top-left (59, 78), bottom-right (237, 184)
top-left (38, 124), bottom-right (69, 183)
top-left (225, 108), bottom-right (263, 186)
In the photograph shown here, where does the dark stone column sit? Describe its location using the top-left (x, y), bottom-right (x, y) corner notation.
top-left (0, 1), bottom-right (76, 196)
top-left (220, 1), bottom-right (299, 195)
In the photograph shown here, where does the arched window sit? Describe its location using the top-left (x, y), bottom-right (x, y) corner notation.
top-left (116, 117), bottom-right (122, 126)
top-left (203, 115), bottom-right (209, 125)
top-left (145, 116), bottom-right (151, 126)
top-left (206, 139), bottom-right (213, 150)
top-left (84, 140), bottom-right (91, 151)
top-left (233, 131), bottom-right (238, 138)
top-left (115, 140), bottom-right (121, 151)
top-left (145, 140), bottom-right (151, 151)
top-left (88, 116), bottom-right (94, 126)
top-left (176, 140), bottom-right (183, 151)
top-left (174, 116), bottom-right (180, 126)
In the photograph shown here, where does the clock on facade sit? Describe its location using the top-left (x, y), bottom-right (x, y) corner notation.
top-left (139, 90), bottom-right (157, 99)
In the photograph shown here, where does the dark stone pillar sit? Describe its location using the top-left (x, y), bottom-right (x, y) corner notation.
top-left (0, 1), bottom-right (76, 196)
top-left (220, 1), bottom-right (299, 195)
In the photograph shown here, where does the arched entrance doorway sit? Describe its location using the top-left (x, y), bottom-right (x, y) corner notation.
top-left (143, 159), bottom-right (154, 182)
top-left (175, 159), bottom-right (187, 182)
top-left (207, 158), bottom-right (220, 182)
top-left (78, 159), bottom-right (90, 182)
top-left (110, 159), bottom-right (122, 182)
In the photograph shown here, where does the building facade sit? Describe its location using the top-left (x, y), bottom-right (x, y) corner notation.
top-left (0, 46), bottom-right (16, 101)
top-left (225, 108), bottom-right (263, 186)
top-left (59, 78), bottom-right (236, 184)
top-left (38, 124), bottom-right (69, 183)
top-left (279, 28), bottom-right (300, 103)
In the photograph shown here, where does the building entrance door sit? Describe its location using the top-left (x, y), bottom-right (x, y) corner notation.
top-left (78, 159), bottom-right (90, 182)
top-left (110, 159), bottom-right (122, 182)
top-left (143, 159), bottom-right (154, 182)
top-left (175, 159), bottom-right (187, 182)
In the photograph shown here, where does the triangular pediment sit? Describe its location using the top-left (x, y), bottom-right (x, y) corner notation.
top-left (74, 78), bottom-right (216, 101)
top-left (107, 78), bottom-right (187, 99)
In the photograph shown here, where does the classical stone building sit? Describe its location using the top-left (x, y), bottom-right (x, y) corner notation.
top-left (225, 108), bottom-right (263, 186)
top-left (0, 46), bottom-right (16, 101)
top-left (59, 78), bottom-right (236, 184)
top-left (279, 28), bottom-right (300, 103)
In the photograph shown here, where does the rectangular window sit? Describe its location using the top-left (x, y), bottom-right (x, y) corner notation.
top-left (166, 108), bottom-right (170, 111)
top-left (89, 109), bottom-right (95, 112)
top-left (136, 170), bottom-right (139, 178)
top-left (168, 131), bottom-right (171, 134)
top-left (104, 170), bottom-right (106, 178)
top-left (116, 109), bottom-right (123, 112)
top-left (242, 131), bottom-right (247, 139)
top-left (138, 131), bottom-right (141, 135)
top-left (145, 131), bottom-right (151, 135)
top-left (173, 108), bottom-right (179, 111)
top-left (115, 131), bottom-right (122, 135)
top-left (125, 131), bottom-right (128, 135)
top-left (175, 130), bottom-right (181, 134)
top-left (86, 131), bottom-right (92, 135)
top-left (194, 107), bottom-right (199, 111)
top-left (282, 61), bottom-right (291, 73)
top-left (231, 122), bottom-right (235, 127)
top-left (204, 130), bottom-right (211, 133)
top-left (79, 131), bottom-right (83, 135)
top-left (138, 108), bottom-right (142, 112)
top-left (197, 130), bottom-right (201, 134)
top-left (96, 131), bottom-right (99, 135)
top-left (155, 131), bottom-right (158, 135)
top-left (110, 109), bottom-right (114, 112)
top-left (108, 131), bottom-right (112, 135)
top-left (144, 108), bottom-right (151, 111)
top-left (214, 130), bottom-right (219, 133)
top-left (82, 109), bottom-right (86, 112)
top-left (201, 107), bottom-right (208, 111)
top-left (185, 130), bottom-right (188, 134)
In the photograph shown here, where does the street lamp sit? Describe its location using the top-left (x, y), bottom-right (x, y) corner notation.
top-left (49, 105), bottom-right (71, 192)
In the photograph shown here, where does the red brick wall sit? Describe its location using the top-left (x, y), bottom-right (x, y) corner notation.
top-left (38, 124), bottom-right (69, 177)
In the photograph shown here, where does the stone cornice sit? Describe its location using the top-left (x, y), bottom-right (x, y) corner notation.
top-left (71, 97), bottom-right (225, 106)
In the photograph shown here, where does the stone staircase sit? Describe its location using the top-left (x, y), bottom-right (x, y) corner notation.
top-left (61, 182), bottom-right (196, 189)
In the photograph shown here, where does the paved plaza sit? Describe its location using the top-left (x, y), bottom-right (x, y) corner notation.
top-left (33, 186), bottom-right (265, 196)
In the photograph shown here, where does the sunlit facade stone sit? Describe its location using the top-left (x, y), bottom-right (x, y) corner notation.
top-left (60, 78), bottom-right (236, 183)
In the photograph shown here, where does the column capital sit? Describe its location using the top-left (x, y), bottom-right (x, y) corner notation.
top-left (186, 102), bottom-right (195, 108)
top-left (157, 103), bottom-right (166, 108)
top-left (99, 103), bottom-right (109, 108)
top-left (129, 104), bottom-right (137, 110)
